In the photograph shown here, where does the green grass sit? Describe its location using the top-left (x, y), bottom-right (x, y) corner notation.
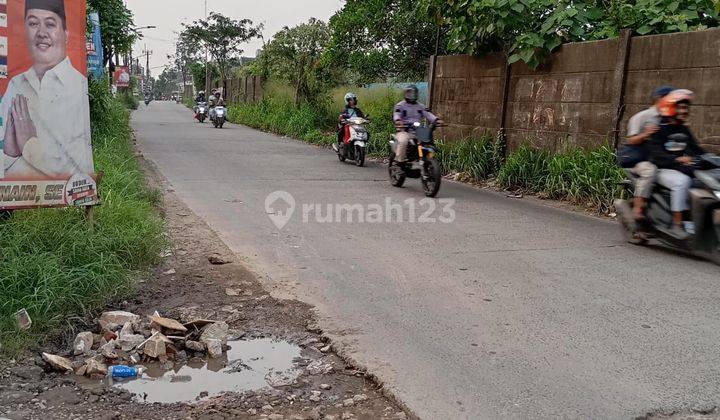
top-left (118, 89), bottom-right (139, 111)
top-left (497, 144), bottom-right (625, 212)
top-left (0, 81), bottom-right (164, 355)
top-left (228, 83), bottom-right (401, 157)
top-left (437, 137), bottom-right (502, 180)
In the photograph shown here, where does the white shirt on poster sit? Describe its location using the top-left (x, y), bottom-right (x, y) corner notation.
top-left (1, 57), bottom-right (93, 179)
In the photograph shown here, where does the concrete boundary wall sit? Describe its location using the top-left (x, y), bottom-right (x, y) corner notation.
top-left (430, 28), bottom-right (720, 154)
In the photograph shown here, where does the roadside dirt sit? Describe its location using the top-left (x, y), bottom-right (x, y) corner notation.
top-left (0, 158), bottom-right (410, 420)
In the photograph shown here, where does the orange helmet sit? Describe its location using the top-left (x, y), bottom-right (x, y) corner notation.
top-left (658, 89), bottom-right (694, 118)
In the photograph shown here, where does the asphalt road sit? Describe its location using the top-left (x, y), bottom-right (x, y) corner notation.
top-left (133, 102), bottom-right (720, 420)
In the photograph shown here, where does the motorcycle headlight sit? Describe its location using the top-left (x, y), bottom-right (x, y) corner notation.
top-left (715, 191), bottom-right (720, 200)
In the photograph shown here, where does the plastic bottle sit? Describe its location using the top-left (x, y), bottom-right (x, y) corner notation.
top-left (108, 365), bottom-right (145, 379)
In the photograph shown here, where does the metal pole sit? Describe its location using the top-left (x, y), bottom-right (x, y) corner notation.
top-left (204, 0), bottom-right (210, 95)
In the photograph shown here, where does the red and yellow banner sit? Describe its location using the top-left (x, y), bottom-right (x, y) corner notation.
top-left (0, 0), bottom-right (97, 210)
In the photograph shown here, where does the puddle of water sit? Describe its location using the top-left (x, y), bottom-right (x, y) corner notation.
top-left (114, 338), bottom-right (302, 404)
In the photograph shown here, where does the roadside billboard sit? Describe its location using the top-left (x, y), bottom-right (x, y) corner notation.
top-left (0, 0), bottom-right (98, 210)
top-left (86, 11), bottom-right (103, 79)
top-left (114, 65), bottom-right (130, 88)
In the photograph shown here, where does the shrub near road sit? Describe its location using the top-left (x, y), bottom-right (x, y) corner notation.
top-left (0, 82), bottom-right (164, 355)
top-left (228, 83), bottom-right (399, 156)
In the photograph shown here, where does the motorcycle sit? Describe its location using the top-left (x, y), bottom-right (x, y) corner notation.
top-left (195, 102), bottom-right (208, 123)
top-left (332, 116), bottom-right (370, 167)
top-left (210, 105), bottom-right (227, 129)
top-left (144, 96), bottom-right (151, 106)
top-left (388, 121), bottom-right (443, 198)
top-left (615, 153), bottom-right (720, 264)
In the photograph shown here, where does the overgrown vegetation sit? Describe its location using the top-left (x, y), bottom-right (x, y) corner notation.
top-left (435, 0), bottom-right (719, 68)
top-left (87, 0), bottom-right (137, 73)
top-left (228, 82), bottom-right (399, 156)
top-left (0, 81), bottom-right (164, 355)
top-left (324, 0), bottom-right (445, 83)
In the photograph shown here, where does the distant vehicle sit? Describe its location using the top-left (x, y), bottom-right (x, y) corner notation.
top-left (388, 121), bottom-right (443, 198)
top-left (333, 116), bottom-right (370, 167)
top-left (616, 153), bottom-right (720, 265)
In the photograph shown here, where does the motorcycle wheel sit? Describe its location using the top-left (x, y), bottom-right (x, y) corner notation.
top-left (614, 199), bottom-right (648, 246)
top-left (355, 146), bottom-right (365, 167)
top-left (388, 153), bottom-right (406, 188)
top-left (422, 158), bottom-right (442, 198)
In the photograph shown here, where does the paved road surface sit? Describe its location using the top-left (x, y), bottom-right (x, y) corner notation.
top-left (133, 102), bottom-right (720, 420)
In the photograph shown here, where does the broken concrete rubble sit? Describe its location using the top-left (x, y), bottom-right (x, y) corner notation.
top-left (149, 315), bottom-right (188, 332)
top-left (42, 309), bottom-right (232, 381)
top-left (185, 340), bottom-right (205, 352)
top-left (99, 311), bottom-right (141, 331)
top-left (200, 321), bottom-right (229, 346)
top-left (85, 355), bottom-right (108, 377)
top-left (73, 332), bottom-right (94, 356)
top-left (118, 334), bottom-right (146, 352)
top-left (205, 339), bottom-right (223, 358)
top-left (140, 333), bottom-right (171, 359)
top-left (42, 353), bottom-right (74, 373)
top-left (99, 340), bottom-right (119, 359)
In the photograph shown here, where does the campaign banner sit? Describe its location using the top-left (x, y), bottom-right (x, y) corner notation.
top-left (0, 0), bottom-right (97, 210)
top-left (86, 11), bottom-right (103, 79)
top-left (114, 65), bottom-right (130, 88)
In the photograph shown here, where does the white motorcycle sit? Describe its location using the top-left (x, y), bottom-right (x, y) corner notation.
top-left (210, 105), bottom-right (227, 129)
top-left (332, 117), bottom-right (370, 167)
top-left (195, 102), bottom-right (208, 123)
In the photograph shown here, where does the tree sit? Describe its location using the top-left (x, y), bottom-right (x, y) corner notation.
top-left (189, 62), bottom-right (219, 93)
top-left (180, 13), bottom-right (262, 91)
top-left (434, 0), bottom-right (719, 69)
top-left (325, 0), bottom-right (443, 83)
top-left (169, 38), bottom-right (200, 91)
top-left (255, 18), bottom-right (334, 105)
top-left (153, 67), bottom-right (180, 99)
top-left (87, 0), bottom-right (137, 73)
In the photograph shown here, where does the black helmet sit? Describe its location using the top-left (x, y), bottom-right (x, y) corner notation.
top-left (404, 85), bottom-right (419, 103)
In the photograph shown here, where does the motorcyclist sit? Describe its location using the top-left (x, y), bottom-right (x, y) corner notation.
top-left (208, 91), bottom-right (225, 121)
top-left (194, 91), bottom-right (206, 114)
top-left (338, 92), bottom-right (366, 145)
top-left (621, 86), bottom-right (673, 220)
top-left (647, 89), bottom-right (705, 238)
top-left (207, 89), bottom-right (217, 106)
top-left (393, 85), bottom-right (442, 165)
top-left (209, 90), bottom-right (225, 108)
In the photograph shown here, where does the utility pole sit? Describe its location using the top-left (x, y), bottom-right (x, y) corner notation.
top-left (141, 44), bottom-right (153, 93)
top-left (204, 0), bottom-right (210, 95)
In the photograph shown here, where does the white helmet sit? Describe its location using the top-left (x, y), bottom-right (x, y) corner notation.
top-left (344, 92), bottom-right (358, 105)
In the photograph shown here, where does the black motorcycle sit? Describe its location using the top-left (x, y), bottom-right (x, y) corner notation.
top-left (615, 153), bottom-right (720, 264)
top-left (388, 122), bottom-right (443, 198)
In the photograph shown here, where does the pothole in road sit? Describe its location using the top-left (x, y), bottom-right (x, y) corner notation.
top-left (113, 338), bottom-right (302, 404)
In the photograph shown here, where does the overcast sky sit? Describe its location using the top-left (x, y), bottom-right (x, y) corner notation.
top-left (125, 0), bottom-right (344, 76)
